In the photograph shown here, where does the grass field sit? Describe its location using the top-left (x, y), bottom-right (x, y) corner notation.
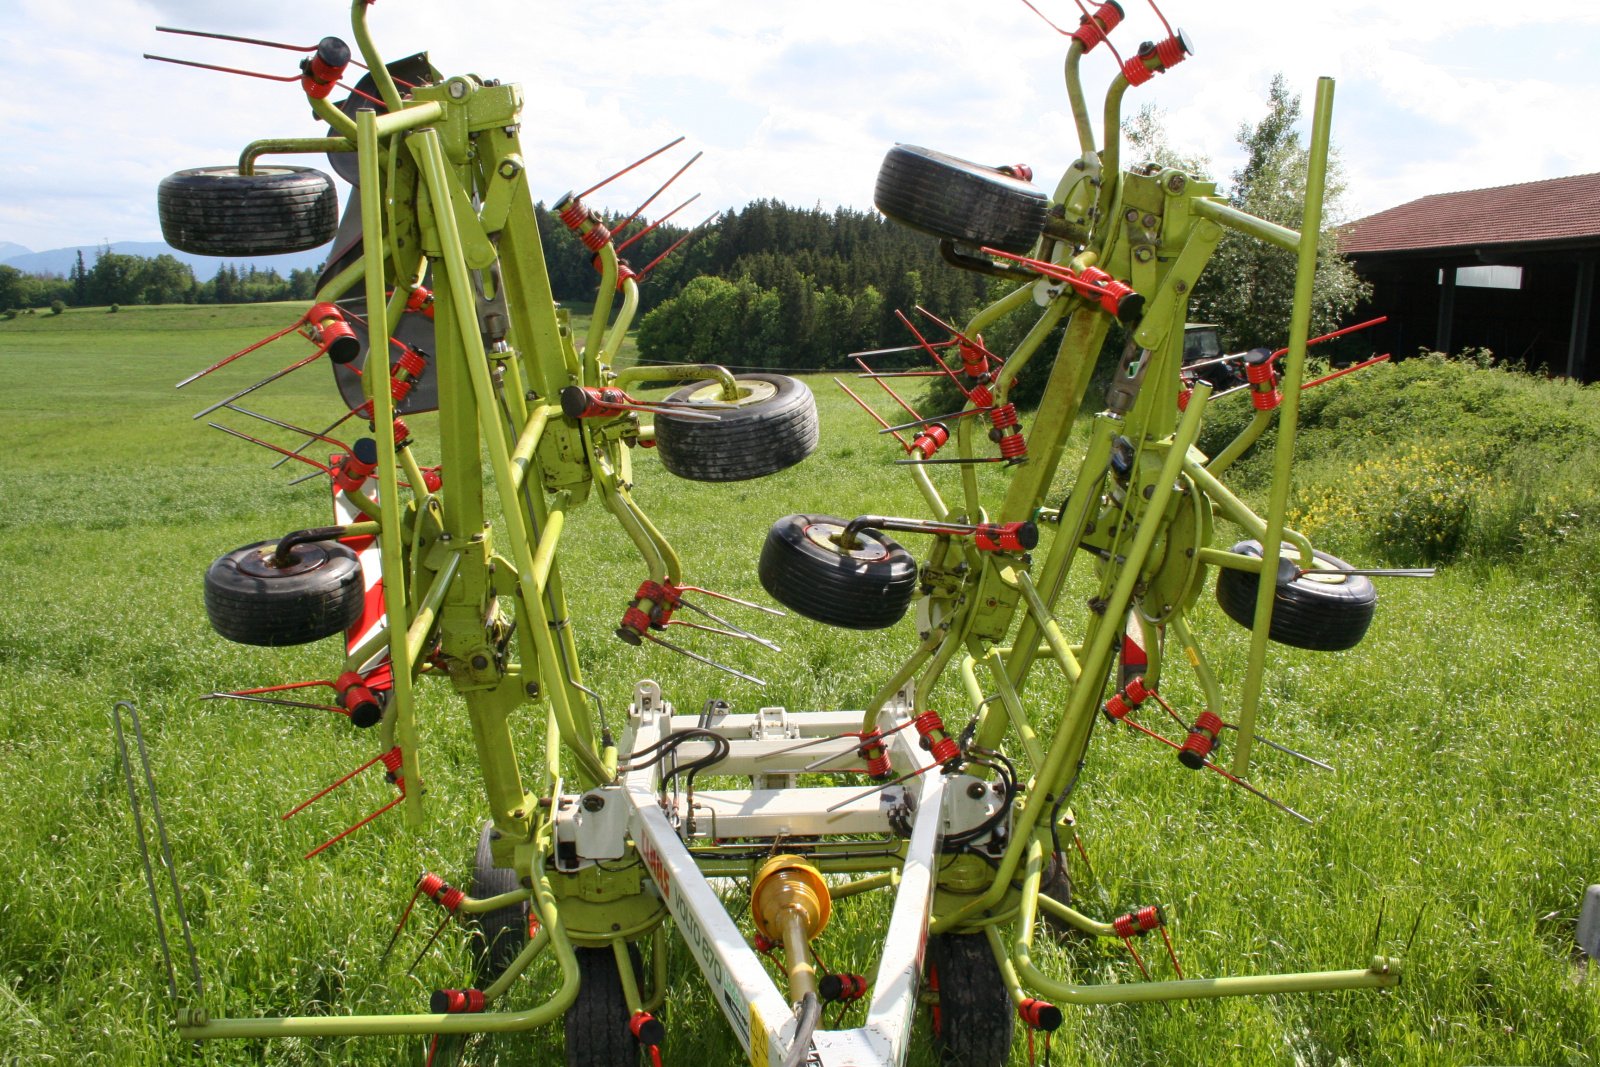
top-left (1, 303), bottom-right (1598, 1066)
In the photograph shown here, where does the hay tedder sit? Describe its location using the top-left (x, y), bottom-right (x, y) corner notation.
top-left (118, 1), bottom-right (1415, 1064)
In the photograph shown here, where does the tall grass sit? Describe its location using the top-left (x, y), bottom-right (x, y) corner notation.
top-left (1, 308), bottom-right (1597, 1065)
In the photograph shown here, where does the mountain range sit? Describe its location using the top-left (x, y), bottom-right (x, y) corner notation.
top-left (0, 241), bottom-right (328, 280)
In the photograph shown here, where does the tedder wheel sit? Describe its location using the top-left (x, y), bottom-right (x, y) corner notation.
top-left (874, 144), bottom-right (1049, 255)
top-left (203, 540), bottom-right (363, 647)
top-left (470, 821), bottom-right (530, 984)
top-left (653, 373), bottom-right (819, 482)
top-left (1038, 851), bottom-right (1090, 941)
top-left (758, 514), bottom-right (917, 630)
top-left (158, 165), bottom-right (338, 256)
top-left (1214, 539), bottom-right (1377, 652)
top-left (566, 945), bottom-right (645, 1067)
top-left (925, 933), bottom-right (1014, 1067)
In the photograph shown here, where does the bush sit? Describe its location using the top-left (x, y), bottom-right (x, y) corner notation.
top-left (1, 309), bottom-right (15, 321)
top-left (108, 304), bottom-right (120, 314)
top-left (49, 300), bottom-right (64, 315)
top-left (1292, 441), bottom-right (1478, 566)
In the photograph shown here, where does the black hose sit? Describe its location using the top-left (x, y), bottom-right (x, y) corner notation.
top-left (779, 993), bottom-right (821, 1067)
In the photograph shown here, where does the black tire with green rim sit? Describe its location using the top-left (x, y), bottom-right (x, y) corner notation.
top-left (203, 539), bottom-right (364, 646)
top-left (566, 945), bottom-right (644, 1067)
top-left (158, 165), bottom-right (338, 256)
top-left (874, 144), bottom-right (1049, 255)
top-left (469, 822), bottom-right (529, 984)
top-left (926, 933), bottom-right (1014, 1067)
top-left (653, 373), bottom-right (819, 482)
top-left (758, 514), bottom-right (918, 630)
top-left (1215, 539), bottom-right (1377, 651)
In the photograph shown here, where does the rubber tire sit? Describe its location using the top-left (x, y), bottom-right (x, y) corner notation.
top-left (566, 946), bottom-right (643, 1067)
top-left (653, 374), bottom-right (819, 482)
top-left (875, 145), bottom-right (1049, 255)
top-left (926, 934), bottom-right (1014, 1067)
top-left (158, 165), bottom-right (338, 256)
top-left (1215, 540), bottom-right (1377, 652)
top-left (758, 514), bottom-right (917, 630)
top-left (469, 822), bottom-right (529, 985)
top-left (203, 540), bottom-right (364, 647)
top-left (1038, 851), bottom-right (1088, 940)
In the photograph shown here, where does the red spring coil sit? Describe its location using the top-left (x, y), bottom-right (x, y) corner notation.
top-left (380, 747), bottom-right (404, 775)
top-left (752, 933), bottom-right (776, 954)
top-left (620, 605), bottom-right (651, 637)
top-left (333, 450), bottom-right (376, 494)
top-left (1121, 53), bottom-right (1156, 86)
top-left (391, 376), bottom-right (416, 404)
top-left (857, 730), bottom-right (892, 778)
top-left (968, 383), bottom-right (993, 409)
top-left (910, 422), bottom-right (949, 460)
top-left (615, 262), bottom-right (638, 288)
top-left (395, 349), bottom-right (427, 378)
top-left (1070, 0), bottom-right (1125, 51)
top-left (300, 54), bottom-right (347, 100)
top-left (1179, 711), bottom-right (1222, 769)
top-left (959, 341), bottom-right (988, 379)
top-left (997, 431), bottom-right (1028, 460)
top-left (430, 988), bottom-right (486, 1014)
top-left (1112, 905), bottom-right (1163, 939)
top-left (1250, 385), bottom-right (1282, 412)
top-left (355, 399), bottom-right (375, 420)
top-left (417, 872), bottom-right (465, 912)
top-left (317, 318), bottom-right (360, 364)
top-left (580, 223), bottom-right (612, 253)
top-left (914, 711), bottom-right (960, 766)
top-left (306, 302), bottom-right (343, 325)
top-left (1125, 676), bottom-right (1150, 704)
top-left (1244, 361), bottom-right (1276, 385)
top-left (989, 403), bottom-right (1019, 430)
top-left (335, 671), bottom-right (382, 728)
top-left (405, 286), bottom-right (434, 318)
top-left (973, 522), bottom-right (1038, 553)
top-left (1154, 35), bottom-right (1188, 70)
top-left (630, 1011), bottom-right (666, 1047)
top-left (1018, 997), bottom-right (1063, 1031)
top-left (558, 199), bottom-right (588, 230)
top-left (1103, 677), bottom-right (1150, 721)
top-left (821, 973), bottom-right (869, 1003)
top-left (393, 417), bottom-right (411, 447)
top-left (1177, 388), bottom-right (1191, 411)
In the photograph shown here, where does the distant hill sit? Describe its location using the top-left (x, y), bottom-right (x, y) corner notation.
top-left (1, 241), bottom-right (329, 280)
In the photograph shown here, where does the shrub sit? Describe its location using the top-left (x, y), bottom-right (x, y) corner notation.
top-left (49, 299), bottom-right (65, 315)
top-left (108, 304), bottom-right (120, 313)
top-left (1, 309), bottom-right (15, 321)
top-left (1292, 441), bottom-right (1478, 566)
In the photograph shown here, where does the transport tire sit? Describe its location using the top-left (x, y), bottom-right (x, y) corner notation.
top-left (203, 539), bottom-right (364, 646)
top-left (874, 144), bottom-right (1049, 255)
top-left (470, 821), bottom-right (529, 985)
top-left (1214, 539), bottom-right (1377, 651)
top-left (158, 165), bottom-right (338, 256)
top-left (926, 933), bottom-right (1014, 1067)
top-left (758, 514), bottom-right (918, 630)
top-left (653, 373), bottom-right (819, 482)
top-left (565, 945), bottom-right (645, 1067)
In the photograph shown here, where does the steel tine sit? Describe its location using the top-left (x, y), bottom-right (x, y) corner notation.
top-left (1203, 760), bottom-right (1313, 824)
top-left (641, 632), bottom-right (766, 686)
top-left (222, 403), bottom-right (349, 452)
top-left (676, 597), bottom-right (780, 645)
top-left (826, 765), bottom-right (925, 813)
top-left (764, 732), bottom-right (858, 760)
top-left (845, 341), bottom-right (957, 359)
top-left (667, 618), bottom-right (782, 654)
top-left (192, 347), bottom-right (328, 419)
top-left (206, 422), bottom-right (334, 475)
top-left (678, 586), bottom-right (786, 617)
top-left (200, 691), bottom-right (342, 714)
top-left (879, 408), bottom-right (984, 435)
top-left (175, 318), bottom-right (304, 389)
top-left (271, 408), bottom-right (360, 469)
top-left (288, 467), bottom-right (329, 487)
top-left (1218, 722), bottom-right (1334, 772)
top-left (803, 746), bottom-right (862, 772)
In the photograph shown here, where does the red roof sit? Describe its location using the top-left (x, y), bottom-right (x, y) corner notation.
top-left (1341, 172), bottom-right (1600, 255)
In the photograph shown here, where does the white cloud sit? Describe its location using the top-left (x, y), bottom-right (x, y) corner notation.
top-left (3, 0), bottom-right (1598, 248)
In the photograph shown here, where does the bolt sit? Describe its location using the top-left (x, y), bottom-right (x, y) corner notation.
top-left (1134, 247), bottom-right (1153, 263)
top-left (1174, 280), bottom-right (1188, 294)
top-left (472, 655), bottom-right (489, 670)
top-left (489, 829), bottom-right (502, 840)
top-left (582, 793), bottom-right (606, 812)
top-left (1167, 173), bottom-right (1187, 193)
top-left (525, 682), bottom-right (540, 697)
top-left (513, 807), bottom-right (527, 818)
top-left (1142, 213), bottom-right (1158, 228)
top-left (1143, 485), bottom-right (1155, 499)
top-left (967, 782), bottom-right (987, 800)
top-left (1125, 209), bottom-right (1140, 222)
top-left (611, 923), bottom-right (621, 931)
top-left (448, 80), bottom-right (469, 100)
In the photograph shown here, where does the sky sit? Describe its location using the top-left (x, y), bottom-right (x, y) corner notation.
top-left (4, 0), bottom-right (1600, 253)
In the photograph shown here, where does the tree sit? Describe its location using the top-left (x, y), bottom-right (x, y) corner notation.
top-left (69, 251), bottom-right (88, 305)
top-left (1187, 75), bottom-right (1370, 350)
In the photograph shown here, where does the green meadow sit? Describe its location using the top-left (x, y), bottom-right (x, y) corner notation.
top-left (1, 303), bottom-right (1597, 1065)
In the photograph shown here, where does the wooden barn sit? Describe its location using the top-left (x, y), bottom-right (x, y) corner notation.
top-left (1339, 173), bottom-right (1600, 380)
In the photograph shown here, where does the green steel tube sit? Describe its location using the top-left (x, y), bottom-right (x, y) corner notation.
top-left (349, 0), bottom-right (404, 112)
top-left (404, 552), bottom-right (461, 664)
top-left (358, 110), bottom-right (425, 825)
top-left (601, 278), bottom-right (640, 365)
top-left (315, 256), bottom-right (367, 306)
top-left (1064, 41), bottom-right (1095, 154)
top-left (508, 404), bottom-right (553, 493)
top-left (614, 939), bottom-right (646, 1014)
top-left (240, 137), bottom-right (352, 174)
top-left (1206, 408), bottom-right (1274, 473)
top-left (614, 362), bottom-right (741, 396)
top-left (1191, 198), bottom-right (1301, 254)
top-left (1093, 76), bottom-right (1131, 245)
top-left (1182, 459), bottom-right (1314, 565)
top-left (830, 871), bottom-right (899, 900)
top-left (311, 96), bottom-right (359, 141)
top-left (976, 648), bottom-right (1044, 769)
top-left (858, 630), bottom-right (943, 733)
top-left (413, 129), bottom-right (606, 785)
top-left (1169, 613), bottom-right (1222, 716)
top-left (480, 923), bottom-right (550, 1003)
top-left (1234, 78), bottom-right (1336, 777)
top-left (1014, 572), bottom-right (1083, 683)
top-left (964, 282), bottom-right (1036, 338)
top-left (992, 296), bottom-right (1071, 410)
top-left (528, 500), bottom-right (566, 593)
top-left (935, 385), bottom-right (1212, 933)
top-left (585, 247), bottom-right (621, 374)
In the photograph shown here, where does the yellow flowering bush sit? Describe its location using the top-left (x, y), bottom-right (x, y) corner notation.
top-left (1292, 442), bottom-right (1479, 564)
